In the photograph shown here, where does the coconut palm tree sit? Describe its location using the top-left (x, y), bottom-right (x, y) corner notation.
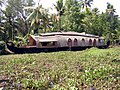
top-left (24, 2), bottom-right (49, 34)
top-left (54, 0), bottom-right (65, 31)
top-left (92, 8), bottom-right (99, 15)
top-left (81, 0), bottom-right (93, 12)
top-left (106, 2), bottom-right (116, 16)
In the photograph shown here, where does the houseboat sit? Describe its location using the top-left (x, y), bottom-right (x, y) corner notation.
top-left (7, 31), bottom-right (109, 54)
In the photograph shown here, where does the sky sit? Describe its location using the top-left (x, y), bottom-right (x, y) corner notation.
top-left (34, 0), bottom-right (120, 16)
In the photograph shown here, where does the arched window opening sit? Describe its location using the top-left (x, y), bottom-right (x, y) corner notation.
top-left (98, 39), bottom-right (101, 43)
top-left (67, 38), bottom-right (72, 50)
top-left (82, 38), bottom-right (85, 46)
top-left (93, 39), bottom-right (96, 46)
top-left (89, 39), bottom-right (92, 45)
top-left (67, 38), bottom-right (72, 47)
top-left (74, 38), bottom-right (78, 46)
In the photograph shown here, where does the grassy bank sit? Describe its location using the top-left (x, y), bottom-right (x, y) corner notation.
top-left (0, 47), bottom-right (120, 90)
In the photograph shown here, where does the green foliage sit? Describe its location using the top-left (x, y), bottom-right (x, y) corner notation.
top-left (0, 47), bottom-right (120, 89)
top-left (62, 0), bottom-right (85, 32)
top-left (54, 0), bottom-right (65, 31)
top-left (25, 4), bottom-right (49, 34)
top-left (0, 0), bottom-right (120, 44)
top-left (0, 41), bottom-right (5, 54)
top-left (0, 0), bottom-right (35, 40)
top-left (81, 0), bottom-right (93, 12)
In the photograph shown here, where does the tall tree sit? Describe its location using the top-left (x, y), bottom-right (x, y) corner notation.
top-left (80, 0), bottom-right (94, 33)
top-left (2, 0), bottom-right (35, 40)
top-left (104, 3), bottom-right (119, 44)
top-left (54, 0), bottom-right (65, 31)
top-left (106, 2), bottom-right (116, 16)
top-left (4, 0), bottom-right (17, 40)
top-left (25, 4), bottom-right (49, 34)
top-left (63, 0), bottom-right (84, 32)
top-left (81, 0), bottom-right (93, 12)
top-left (0, 0), bottom-right (5, 40)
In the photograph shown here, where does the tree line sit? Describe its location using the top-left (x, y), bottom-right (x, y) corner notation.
top-left (0, 0), bottom-right (120, 44)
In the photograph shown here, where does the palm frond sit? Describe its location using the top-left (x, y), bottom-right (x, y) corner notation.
top-left (23, 6), bottom-right (36, 10)
top-left (26, 11), bottom-right (35, 20)
top-left (0, 26), bottom-right (4, 33)
top-left (53, 4), bottom-right (59, 12)
top-left (31, 19), bottom-right (35, 27)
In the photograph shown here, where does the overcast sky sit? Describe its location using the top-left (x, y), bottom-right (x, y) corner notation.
top-left (34, 0), bottom-right (120, 16)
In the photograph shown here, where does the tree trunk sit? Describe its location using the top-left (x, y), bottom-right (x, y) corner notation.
top-left (43, 21), bottom-right (47, 33)
top-left (8, 16), bottom-right (13, 40)
top-left (59, 15), bottom-right (61, 31)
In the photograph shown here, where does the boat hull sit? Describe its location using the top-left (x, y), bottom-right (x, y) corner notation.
top-left (7, 42), bottom-right (107, 54)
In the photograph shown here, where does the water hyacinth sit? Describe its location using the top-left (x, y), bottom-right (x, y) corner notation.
top-left (0, 47), bottom-right (120, 89)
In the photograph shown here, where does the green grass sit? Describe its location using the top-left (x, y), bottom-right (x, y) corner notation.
top-left (0, 47), bottom-right (120, 90)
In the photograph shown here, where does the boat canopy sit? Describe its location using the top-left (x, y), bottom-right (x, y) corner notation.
top-left (30, 35), bottom-right (57, 42)
top-left (39, 31), bottom-right (100, 38)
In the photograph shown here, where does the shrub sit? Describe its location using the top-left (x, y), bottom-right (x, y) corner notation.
top-left (0, 41), bottom-right (6, 54)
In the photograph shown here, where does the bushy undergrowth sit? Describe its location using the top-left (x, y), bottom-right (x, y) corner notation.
top-left (0, 47), bottom-right (120, 90)
top-left (0, 41), bottom-right (5, 54)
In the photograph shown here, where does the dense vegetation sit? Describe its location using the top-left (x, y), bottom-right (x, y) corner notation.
top-left (0, 0), bottom-right (120, 89)
top-left (0, 47), bottom-right (120, 89)
top-left (0, 0), bottom-right (120, 44)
